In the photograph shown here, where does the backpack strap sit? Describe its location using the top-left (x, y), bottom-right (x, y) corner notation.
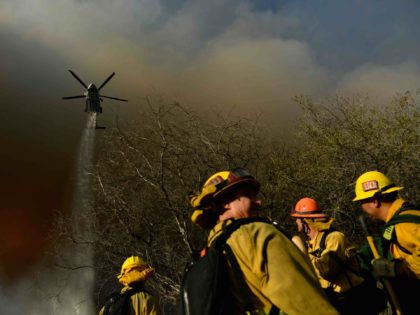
top-left (311, 229), bottom-right (334, 258)
top-left (214, 217), bottom-right (280, 315)
top-left (223, 244), bottom-right (256, 312)
top-left (382, 203), bottom-right (420, 257)
top-left (103, 292), bottom-right (120, 315)
top-left (103, 287), bottom-right (146, 315)
top-left (213, 217), bottom-right (272, 249)
top-left (310, 229), bottom-right (358, 289)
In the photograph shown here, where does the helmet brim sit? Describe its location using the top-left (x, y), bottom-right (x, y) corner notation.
top-left (197, 177), bottom-right (259, 208)
top-left (213, 177), bottom-right (260, 198)
top-left (191, 177), bottom-right (260, 229)
top-left (352, 186), bottom-right (403, 201)
top-left (291, 212), bottom-right (329, 218)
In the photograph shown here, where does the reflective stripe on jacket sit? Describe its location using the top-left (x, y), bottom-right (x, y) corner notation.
top-left (208, 219), bottom-right (338, 315)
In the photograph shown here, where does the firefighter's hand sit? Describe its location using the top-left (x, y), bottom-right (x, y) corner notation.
top-left (292, 235), bottom-right (308, 254)
top-left (372, 258), bottom-right (396, 278)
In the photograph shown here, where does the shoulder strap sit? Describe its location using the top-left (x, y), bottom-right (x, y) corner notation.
top-left (312, 229), bottom-right (358, 288)
top-left (319, 229), bottom-right (331, 253)
top-left (393, 203), bottom-right (418, 216)
top-left (383, 203), bottom-right (420, 257)
top-left (103, 287), bottom-right (146, 315)
top-left (213, 217), bottom-right (272, 249)
top-left (103, 292), bottom-right (120, 315)
top-left (311, 229), bottom-right (333, 258)
top-left (214, 217), bottom-right (280, 315)
top-left (223, 244), bottom-right (255, 312)
top-left (385, 203), bottom-right (419, 226)
top-left (385, 214), bottom-right (420, 229)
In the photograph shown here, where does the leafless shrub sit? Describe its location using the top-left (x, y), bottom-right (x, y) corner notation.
top-left (88, 99), bottom-right (274, 310)
top-left (51, 92), bottom-right (419, 313)
top-left (269, 92), bottom-right (420, 240)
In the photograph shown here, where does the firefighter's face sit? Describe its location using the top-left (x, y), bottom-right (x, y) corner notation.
top-left (360, 198), bottom-right (381, 220)
top-left (218, 186), bottom-right (262, 220)
top-left (295, 218), bottom-right (305, 232)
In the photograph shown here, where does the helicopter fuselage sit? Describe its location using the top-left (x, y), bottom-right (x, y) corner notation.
top-left (84, 84), bottom-right (103, 113)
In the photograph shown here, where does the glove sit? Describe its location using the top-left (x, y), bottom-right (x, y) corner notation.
top-left (372, 258), bottom-right (396, 278)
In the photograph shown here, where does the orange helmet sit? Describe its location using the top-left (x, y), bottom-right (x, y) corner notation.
top-left (291, 197), bottom-right (328, 218)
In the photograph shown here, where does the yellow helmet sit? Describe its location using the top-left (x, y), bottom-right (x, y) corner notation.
top-left (353, 171), bottom-right (403, 201)
top-left (118, 256), bottom-right (154, 285)
top-left (119, 256), bottom-right (147, 276)
top-left (190, 168), bottom-right (259, 228)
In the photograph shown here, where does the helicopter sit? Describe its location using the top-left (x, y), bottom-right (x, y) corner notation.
top-left (62, 70), bottom-right (128, 127)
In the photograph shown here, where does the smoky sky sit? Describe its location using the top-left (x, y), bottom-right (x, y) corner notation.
top-left (2, 0), bottom-right (420, 110)
top-left (1, 0), bottom-right (420, 279)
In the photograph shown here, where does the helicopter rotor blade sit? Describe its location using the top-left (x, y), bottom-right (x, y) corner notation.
top-left (98, 72), bottom-right (115, 91)
top-left (62, 95), bottom-right (85, 99)
top-left (101, 95), bottom-right (128, 102)
top-left (68, 70), bottom-right (88, 88)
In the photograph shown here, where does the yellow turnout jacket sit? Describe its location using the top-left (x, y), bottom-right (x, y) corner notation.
top-left (308, 230), bottom-right (364, 293)
top-left (208, 218), bottom-right (338, 315)
top-left (385, 198), bottom-right (420, 278)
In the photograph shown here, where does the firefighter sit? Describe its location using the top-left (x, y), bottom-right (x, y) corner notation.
top-left (353, 171), bottom-right (420, 315)
top-left (189, 168), bottom-right (338, 315)
top-left (291, 197), bottom-right (386, 315)
top-left (99, 256), bottom-right (161, 315)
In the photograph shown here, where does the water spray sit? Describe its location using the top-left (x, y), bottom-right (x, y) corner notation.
top-left (1, 114), bottom-right (98, 315)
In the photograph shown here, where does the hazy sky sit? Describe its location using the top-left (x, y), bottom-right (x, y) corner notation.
top-left (1, 0), bottom-right (420, 279)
